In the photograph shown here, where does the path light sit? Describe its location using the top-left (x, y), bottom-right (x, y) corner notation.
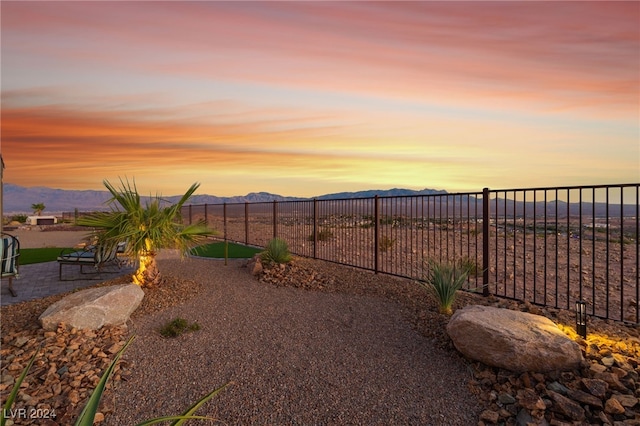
top-left (576, 300), bottom-right (587, 338)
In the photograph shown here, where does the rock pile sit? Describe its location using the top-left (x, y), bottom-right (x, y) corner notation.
top-left (0, 324), bottom-right (129, 425)
top-left (254, 258), bottom-right (640, 425)
top-left (251, 255), bottom-right (336, 290)
top-left (468, 299), bottom-right (640, 425)
top-left (0, 275), bottom-right (199, 426)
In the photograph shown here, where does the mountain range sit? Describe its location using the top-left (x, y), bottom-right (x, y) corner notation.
top-left (1, 183), bottom-right (446, 214)
top-left (3, 183), bottom-right (634, 218)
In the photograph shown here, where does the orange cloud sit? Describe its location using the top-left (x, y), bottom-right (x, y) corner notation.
top-left (2, 2), bottom-right (638, 196)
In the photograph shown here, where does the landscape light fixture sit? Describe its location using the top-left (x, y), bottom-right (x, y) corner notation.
top-left (576, 300), bottom-right (587, 339)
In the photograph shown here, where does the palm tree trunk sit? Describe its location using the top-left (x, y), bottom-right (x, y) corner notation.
top-left (133, 252), bottom-right (162, 287)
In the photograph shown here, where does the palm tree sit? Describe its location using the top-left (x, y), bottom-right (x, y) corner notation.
top-left (78, 178), bottom-right (215, 287)
top-left (31, 202), bottom-right (45, 216)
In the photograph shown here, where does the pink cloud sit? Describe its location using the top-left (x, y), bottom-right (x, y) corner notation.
top-left (4, 1), bottom-right (636, 115)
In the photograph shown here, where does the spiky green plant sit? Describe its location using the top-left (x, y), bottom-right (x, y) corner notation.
top-left (77, 178), bottom-right (215, 287)
top-left (418, 260), bottom-right (470, 315)
top-left (260, 238), bottom-right (292, 264)
top-left (1, 336), bottom-right (229, 426)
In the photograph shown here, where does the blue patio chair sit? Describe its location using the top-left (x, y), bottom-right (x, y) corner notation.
top-left (57, 240), bottom-right (123, 281)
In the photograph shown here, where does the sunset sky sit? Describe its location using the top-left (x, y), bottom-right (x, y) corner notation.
top-left (2, 1), bottom-right (638, 198)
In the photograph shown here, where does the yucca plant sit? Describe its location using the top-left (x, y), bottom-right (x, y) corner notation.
top-left (1, 336), bottom-right (229, 426)
top-left (260, 238), bottom-right (292, 264)
top-left (418, 260), bottom-right (470, 316)
top-left (78, 178), bottom-right (215, 287)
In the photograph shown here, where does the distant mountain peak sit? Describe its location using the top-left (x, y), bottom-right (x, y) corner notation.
top-left (3, 183), bottom-right (443, 213)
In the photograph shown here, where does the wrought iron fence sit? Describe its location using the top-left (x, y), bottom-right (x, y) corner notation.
top-left (181, 183), bottom-right (638, 323)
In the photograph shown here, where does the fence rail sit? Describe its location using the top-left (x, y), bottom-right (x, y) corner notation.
top-left (169, 184), bottom-right (637, 324)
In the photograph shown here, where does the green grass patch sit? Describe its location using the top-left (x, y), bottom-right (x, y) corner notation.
top-left (20, 247), bottom-right (73, 265)
top-left (190, 241), bottom-right (262, 259)
top-left (159, 317), bottom-right (201, 338)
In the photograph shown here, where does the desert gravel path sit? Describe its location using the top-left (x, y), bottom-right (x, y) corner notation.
top-left (105, 257), bottom-right (482, 425)
top-left (5, 229), bottom-right (482, 423)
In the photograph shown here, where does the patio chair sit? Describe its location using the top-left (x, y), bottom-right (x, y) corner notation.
top-left (57, 240), bottom-right (124, 281)
top-left (1, 232), bottom-right (20, 297)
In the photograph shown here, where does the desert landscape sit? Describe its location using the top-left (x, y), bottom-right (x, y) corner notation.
top-left (182, 196), bottom-right (639, 324)
top-left (1, 226), bottom-right (639, 425)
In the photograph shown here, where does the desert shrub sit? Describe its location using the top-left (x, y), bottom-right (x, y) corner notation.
top-left (260, 238), bottom-right (292, 264)
top-left (380, 216), bottom-right (394, 225)
top-left (468, 227), bottom-right (482, 236)
top-left (379, 235), bottom-right (394, 252)
top-left (10, 214), bottom-right (27, 224)
top-left (308, 228), bottom-right (333, 242)
top-left (418, 260), bottom-right (469, 315)
top-left (159, 317), bottom-right (201, 338)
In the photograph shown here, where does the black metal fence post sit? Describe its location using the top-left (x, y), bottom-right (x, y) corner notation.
top-left (223, 203), bottom-right (227, 241)
top-left (313, 198), bottom-right (318, 259)
top-left (245, 202), bottom-right (249, 245)
top-left (273, 200), bottom-right (278, 239)
top-left (374, 195), bottom-right (380, 274)
top-left (482, 187), bottom-right (490, 296)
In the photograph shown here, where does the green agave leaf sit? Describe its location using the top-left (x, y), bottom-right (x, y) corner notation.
top-left (168, 383), bottom-right (230, 426)
top-left (74, 335), bottom-right (135, 426)
top-left (1, 347), bottom-right (40, 426)
top-left (135, 415), bottom-right (213, 425)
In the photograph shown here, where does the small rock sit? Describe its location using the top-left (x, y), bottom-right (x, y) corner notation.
top-left (480, 409), bottom-right (500, 424)
top-left (595, 371), bottom-right (628, 392)
top-left (515, 408), bottom-right (534, 426)
top-left (517, 388), bottom-right (546, 411)
top-left (611, 393), bottom-right (638, 407)
top-left (566, 388), bottom-right (603, 409)
top-left (499, 392), bottom-right (516, 405)
top-left (67, 389), bottom-right (80, 404)
top-left (13, 336), bottom-right (30, 348)
top-left (547, 381), bottom-right (569, 395)
top-left (547, 390), bottom-right (586, 422)
top-left (581, 378), bottom-right (609, 398)
top-left (604, 397), bottom-right (625, 415)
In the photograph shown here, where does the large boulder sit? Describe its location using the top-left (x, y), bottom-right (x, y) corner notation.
top-left (446, 305), bottom-right (584, 373)
top-left (39, 284), bottom-right (144, 331)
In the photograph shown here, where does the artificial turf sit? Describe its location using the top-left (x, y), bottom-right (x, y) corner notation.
top-left (190, 241), bottom-right (262, 259)
top-left (19, 247), bottom-right (73, 265)
top-left (19, 242), bottom-right (262, 264)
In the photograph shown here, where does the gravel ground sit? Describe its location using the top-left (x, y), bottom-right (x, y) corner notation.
top-left (105, 257), bottom-right (483, 425)
top-left (2, 251), bottom-right (638, 425)
top-left (3, 228), bottom-right (639, 425)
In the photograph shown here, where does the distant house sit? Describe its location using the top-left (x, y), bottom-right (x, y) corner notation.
top-left (25, 215), bottom-right (57, 225)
